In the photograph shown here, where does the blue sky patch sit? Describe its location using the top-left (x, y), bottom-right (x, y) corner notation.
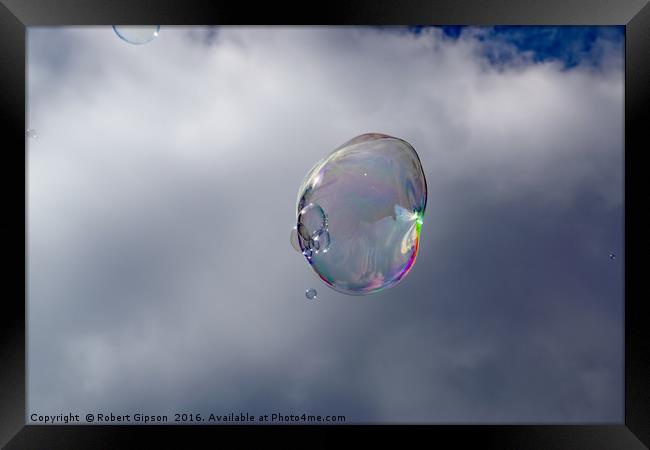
top-left (409, 25), bottom-right (624, 69)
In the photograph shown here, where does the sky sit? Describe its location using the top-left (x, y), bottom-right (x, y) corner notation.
top-left (27, 26), bottom-right (624, 424)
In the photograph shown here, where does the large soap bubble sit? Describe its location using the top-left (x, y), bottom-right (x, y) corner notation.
top-left (113, 25), bottom-right (160, 45)
top-left (295, 133), bottom-right (427, 295)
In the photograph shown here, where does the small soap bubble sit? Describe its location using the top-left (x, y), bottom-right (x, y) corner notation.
top-left (305, 288), bottom-right (318, 300)
top-left (290, 226), bottom-right (301, 253)
top-left (298, 203), bottom-right (327, 238)
top-left (113, 25), bottom-right (160, 45)
top-left (25, 129), bottom-right (37, 138)
top-left (609, 253), bottom-right (616, 260)
top-left (312, 228), bottom-right (331, 254)
top-left (309, 236), bottom-right (321, 252)
top-left (294, 133), bottom-right (427, 296)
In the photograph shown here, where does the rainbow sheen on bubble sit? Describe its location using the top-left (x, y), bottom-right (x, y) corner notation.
top-left (113, 25), bottom-right (160, 45)
top-left (295, 133), bottom-right (427, 295)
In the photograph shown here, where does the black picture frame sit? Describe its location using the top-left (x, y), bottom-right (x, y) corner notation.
top-left (1, 0), bottom-right (648, 448)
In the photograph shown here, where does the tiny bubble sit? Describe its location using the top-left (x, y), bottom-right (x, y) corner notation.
top-left (305, 288), bottom-right (317, 300)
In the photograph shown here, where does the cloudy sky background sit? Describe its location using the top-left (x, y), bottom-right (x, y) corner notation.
top-left (27, 26), bottom-right (624, 423)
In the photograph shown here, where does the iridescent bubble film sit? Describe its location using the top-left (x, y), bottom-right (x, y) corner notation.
top-left (112, 26), bottom-right (160, 45)
top-left (295, 133), bottom-right (427, 295)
